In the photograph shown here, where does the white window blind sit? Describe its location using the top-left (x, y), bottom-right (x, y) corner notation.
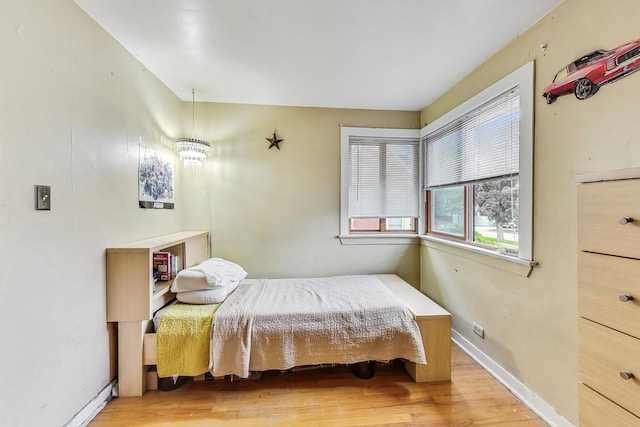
top-left (423, 87), bottom-right (520, 189)
top-left (349, 136), bottom-right (420, 218)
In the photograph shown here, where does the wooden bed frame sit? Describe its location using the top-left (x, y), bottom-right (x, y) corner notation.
top-left (143, 274), bottom-right (451, 393)
top-left (107, 233), bottom-right (451, 397)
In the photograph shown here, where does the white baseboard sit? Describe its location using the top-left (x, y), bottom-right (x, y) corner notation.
top-left (64, 381), bottom-right (114, 427)
top-left (451, 329), bottom-right (575, 427)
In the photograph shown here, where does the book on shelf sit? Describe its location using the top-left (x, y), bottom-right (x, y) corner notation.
top-left (170, 254), bottom-right (178, 279)
top-left (153, 251), bottom-right (171, 281)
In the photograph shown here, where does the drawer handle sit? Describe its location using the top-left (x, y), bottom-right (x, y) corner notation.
top-left (619, 294), bottom-right (634, 302)
top-left (618, 217), bottom-right (634, 225)
top-left (619, 372), bottom-right (635, 380)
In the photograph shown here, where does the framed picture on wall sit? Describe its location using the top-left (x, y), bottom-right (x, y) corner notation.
top-left (138, 145), bottom-right (175, 209)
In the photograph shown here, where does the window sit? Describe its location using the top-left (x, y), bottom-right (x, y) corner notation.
top-left (422, 62), bottom-right (533, 261)
top-left (340, 127), bottom-right (420, 236)
top-left (429, 185), bottom-right (466, 238)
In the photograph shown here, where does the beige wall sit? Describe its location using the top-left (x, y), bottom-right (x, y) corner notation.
top-left (420, 0), bottom-right (640, 422)
top-left (1, 0), bottom-right (183, 425)
top-left (183, 102), bottom-right (422, 284)
top-left (10, 0), bottom-right (635, 423)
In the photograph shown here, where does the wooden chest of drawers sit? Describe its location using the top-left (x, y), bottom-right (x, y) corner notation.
top-left (577, 169), bottom-right (640, 426)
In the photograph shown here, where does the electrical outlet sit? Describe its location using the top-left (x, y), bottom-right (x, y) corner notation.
top-left (473, 322), bottom-right (484, 338)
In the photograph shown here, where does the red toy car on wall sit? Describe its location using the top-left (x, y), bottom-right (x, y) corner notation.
top-left (542, 39), bottom-right (640, 104)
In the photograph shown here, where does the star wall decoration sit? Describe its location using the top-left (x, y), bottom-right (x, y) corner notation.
top-left (266, 130), bottom-right (283, 150)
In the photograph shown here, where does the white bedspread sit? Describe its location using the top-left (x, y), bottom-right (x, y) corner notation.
top-left (211, 275), bottom-right (426, 378)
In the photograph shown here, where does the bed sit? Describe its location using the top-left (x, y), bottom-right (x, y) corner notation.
top-left (140, 273), bottom-right (451, 393)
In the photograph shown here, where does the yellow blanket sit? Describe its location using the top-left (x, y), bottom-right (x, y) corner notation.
top-left (157, 302), bottom-right (220, 378)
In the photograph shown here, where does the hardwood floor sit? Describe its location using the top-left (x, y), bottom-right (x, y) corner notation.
top-left (90, 344), bottom-right (548, 426)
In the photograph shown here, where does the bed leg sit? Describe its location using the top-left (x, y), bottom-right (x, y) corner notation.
top-left (117, 320), bottom-right (149, 396)
top-left (405, 317), bottom-right (451, 382)
top-left (146, 368), bottom-right (158, 391)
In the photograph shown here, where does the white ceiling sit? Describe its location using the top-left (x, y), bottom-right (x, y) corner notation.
top-left (74, 0), bottom-right (562, 111)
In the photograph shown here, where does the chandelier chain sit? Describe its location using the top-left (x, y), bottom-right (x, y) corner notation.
top-left (175, 88), bottom-right (210, 169)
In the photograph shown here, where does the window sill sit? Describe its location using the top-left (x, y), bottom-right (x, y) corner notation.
top-left (337, 234), bottom-right (419, 245)
top-left (419, 234), bottom-right (538, 277)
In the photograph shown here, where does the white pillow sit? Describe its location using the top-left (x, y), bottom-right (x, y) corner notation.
top-left (171, 269), bottom-right (209, 293)
top-left (197, 257), bottom-right (248, 286)
top-left (176, 281), bottom-right (240, 304)
top-left (171, 257), bottom-right (247, 292)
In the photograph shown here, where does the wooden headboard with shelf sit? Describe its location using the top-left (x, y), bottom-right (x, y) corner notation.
top-left (106, 231), bottom-right (209, 395)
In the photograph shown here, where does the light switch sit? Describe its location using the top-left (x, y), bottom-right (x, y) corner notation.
top-left (34, 185), bottom-right (51, 210)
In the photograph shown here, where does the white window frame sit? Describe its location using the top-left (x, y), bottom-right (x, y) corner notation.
top-left (340, 127), bottom-right (421, 239)
top-left (420, 61), bottom-right (534, 262)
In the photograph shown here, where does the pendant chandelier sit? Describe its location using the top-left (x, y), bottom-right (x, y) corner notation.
top-left (176, 89), bottom-right (210, 169)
